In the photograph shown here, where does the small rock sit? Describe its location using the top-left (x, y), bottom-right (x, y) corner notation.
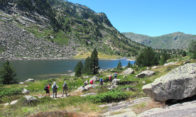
top-left (80, 93), bottom-right (97, 97)
top-left (83, 76), bottom-right (89, 79)
top-left (19, 82), bottom-right (24, 84)
top-left (24, 78), bottom-right (34, 83)
top-left (152, 66), bottom-right (158, 69)
top-left (10, 100), bottom-right (18, 105)
top-left (24, 95), bottom-right (37, 103)
top-left (22, 88), bottom-right (29, 94)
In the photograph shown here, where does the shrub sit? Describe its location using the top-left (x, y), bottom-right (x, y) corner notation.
top-left (0, 87), bottom-right (22, 98)
top-left (88, 91), bottom-right (129, 103)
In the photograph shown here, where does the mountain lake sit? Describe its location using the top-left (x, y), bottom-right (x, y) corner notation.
top-left (0, 59), bottom-right (135, 81)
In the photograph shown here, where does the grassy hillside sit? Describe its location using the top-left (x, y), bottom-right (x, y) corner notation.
top-left (0, 56), bottom-right (195, 117)
top-left (123, 32), bottom-right (196, 49)
top-left (0, 0), bottom-right (145, 59)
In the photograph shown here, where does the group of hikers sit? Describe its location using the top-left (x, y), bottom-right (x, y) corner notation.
top-left (44, 72), bottom-right (118, 98)
top-left (44, 81), bottom-right (68, 98)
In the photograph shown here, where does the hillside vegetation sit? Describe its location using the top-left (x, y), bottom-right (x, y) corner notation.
top-left (0, 0), bottom-right (145, 60)
top-left (123, 32), bottom-right (196, 49)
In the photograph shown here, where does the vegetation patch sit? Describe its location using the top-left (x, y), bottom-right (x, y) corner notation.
top-left (88, 91), bottom-right (130, 103)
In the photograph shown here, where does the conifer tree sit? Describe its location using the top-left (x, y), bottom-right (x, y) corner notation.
top-left (74, 61), bottom-right (83, 77)
top-left (117, 61), bottom-right (122, 70)
top-left (127, 61), bottom-right (132, 68)
top-left (0, 61), bottom-right (17, 84)
top-left (136, 47), bottom-right (159, 66)
top-left (90, 48), bottom-right (99, 74)
top-left (83, 57), bottom-right (91, 74)
top-left (189, 41), bottom-right (196, 59)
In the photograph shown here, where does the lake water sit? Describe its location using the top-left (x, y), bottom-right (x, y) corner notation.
top-left (0, 59), bottom-right (135, 81)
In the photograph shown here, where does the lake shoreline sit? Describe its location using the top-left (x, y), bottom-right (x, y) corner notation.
top-left (0, 57), bottom-right (135, 61)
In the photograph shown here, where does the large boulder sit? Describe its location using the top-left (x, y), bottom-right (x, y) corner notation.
top-left (121, 68), bottom-right (134, 75)
top-left (143, 63), bottom-right (196, 102)
top-left (136, 70), bottom-right (155, 78)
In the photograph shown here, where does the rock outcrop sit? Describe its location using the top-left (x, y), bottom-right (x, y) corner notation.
top-left (138, 100), bottom-right (196, 117)
top-left (121, 68), bottom-right (134, 75)
top-left (136, 70), bottom-right (155, 78)
top-left (143, 63), bottom-right (196, 102)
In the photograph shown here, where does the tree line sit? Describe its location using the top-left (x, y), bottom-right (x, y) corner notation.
top-left (135, 40), bottom-right (196, 67)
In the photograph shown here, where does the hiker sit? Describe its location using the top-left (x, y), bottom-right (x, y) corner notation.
top-left (109, 75), bottom-right (112, 82)
top-left (62, 81), bottom-right (68, 97)
top-left (44, 84), bottom-right (50, 96)
top-left (52, 82), bottom-right (58, 98)
top-left (90, 79), bottom-right (94, 85)
top-left (83, 80), bottom-right (88, 87)
top-left (114, 72), bottom-right (118, 79)
top-left (99, 78), bottom-right (103, 86)
top-left (90, 79), bottom-right (94, 88)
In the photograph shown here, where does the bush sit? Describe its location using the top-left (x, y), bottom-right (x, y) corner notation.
top-left (88, 91), bottom-right (129, 103)
top-left (0, 87), bottom-right (22, 98)
top-left (0, 87), bottom-right (22, 102)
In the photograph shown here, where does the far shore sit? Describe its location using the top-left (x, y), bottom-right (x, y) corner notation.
top-left (0, 57), bottom-right (135, 61)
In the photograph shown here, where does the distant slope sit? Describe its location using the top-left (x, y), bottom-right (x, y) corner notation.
top-left (0, 0), bottom-right (144, 60)
top-left (123, 32), bottom-right (196, 49)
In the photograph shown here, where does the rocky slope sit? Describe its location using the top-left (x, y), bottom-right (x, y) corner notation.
top-left (0, 0), bottom-right (144, 60)
top-left (123, 32), bottom-right (196, 49)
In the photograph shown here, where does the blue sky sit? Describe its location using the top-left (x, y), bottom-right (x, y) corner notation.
top-left (68, 0), bottom-right (196, 36)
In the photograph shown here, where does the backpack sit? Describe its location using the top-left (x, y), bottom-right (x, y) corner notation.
top-left (53, 85), bottom-right (57, 89)
top-left (63, 83), bottom-right (68, 89)
top-left (100, 78), bottom-right (103, 82)
top-left (44, 85), bottom-right (48, 91)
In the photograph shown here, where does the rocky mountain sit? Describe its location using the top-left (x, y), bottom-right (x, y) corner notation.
top-left (0, 0), bottom-right (144, 60)
top-left (123, 32), bottom-right (196, 49)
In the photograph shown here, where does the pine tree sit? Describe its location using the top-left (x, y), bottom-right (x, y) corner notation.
top-left (83, 57), bottom-right (91, 74)
top-left (0, 61), bottom-right (17, 84)
top-left (189, 41), bottom-right (196, 59)
top-left (127, 61), bottom-right (132, 68)
top-left (159, 52), bottom-right (170, 65)
top-left (90, 48), bottom-right (99, 75)
top-left (136, 47), bottom-right (159, 67)
top-left (74, 61), bottom-right (83, 77)
top-left (117, 61), bottom-right (122, 70)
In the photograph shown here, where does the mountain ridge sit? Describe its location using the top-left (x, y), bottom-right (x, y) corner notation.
top-left (123, 32), bottom-right (196, 49)
top-left (0, 0), bottom-right (145, 60)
